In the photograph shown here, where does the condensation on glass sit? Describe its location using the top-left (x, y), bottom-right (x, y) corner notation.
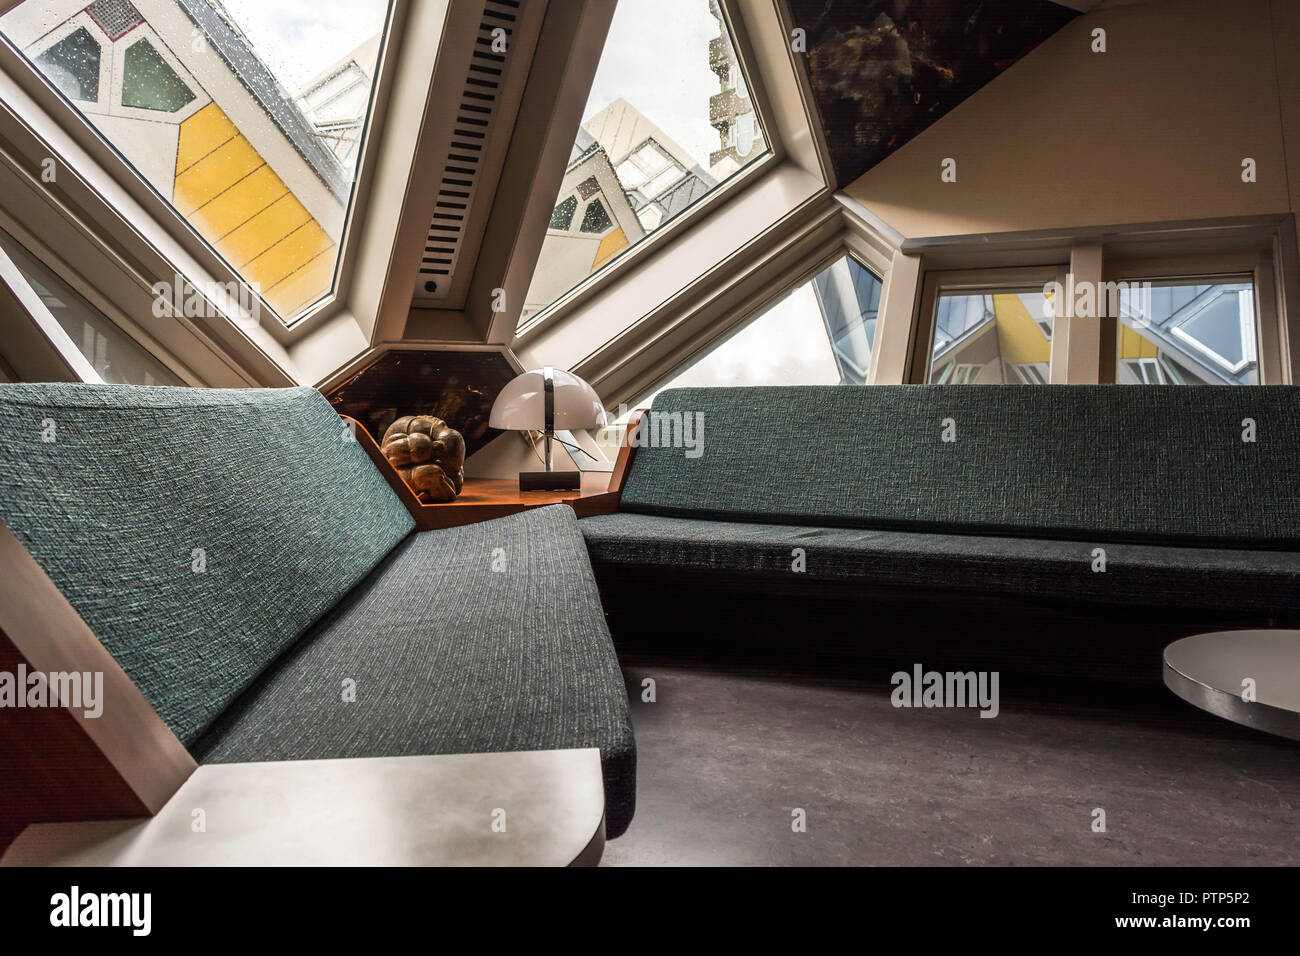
top-left (519, 0), bottom-right (769, 328)
top-left (1, 0), bottom-right (391, 325)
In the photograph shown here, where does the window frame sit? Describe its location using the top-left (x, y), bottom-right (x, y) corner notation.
top-left (0, 0), bottom-right (405, 343)
top-left (910, 266), bottom-right (1067, 385)
top-left (512, 0), bottom-right (779, 338)
top-left (1104, 253), bottom-right (1275, 384)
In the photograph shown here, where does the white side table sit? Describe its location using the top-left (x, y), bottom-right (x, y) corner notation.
top-left (2, 748), bottom-right (606, 867)
top-left (1164, 630), bottom-right (1300, 741)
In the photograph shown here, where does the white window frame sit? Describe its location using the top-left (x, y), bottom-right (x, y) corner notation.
top-left (1106, 253), bottom-right (1273, 384)
top-left (911, 267), bottom-right (1067, 384)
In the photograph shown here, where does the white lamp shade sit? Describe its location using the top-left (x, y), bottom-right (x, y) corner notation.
top-left (489, 368), bottom-right (608, 431)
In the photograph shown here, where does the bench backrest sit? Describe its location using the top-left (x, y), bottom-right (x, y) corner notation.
top-left (619, 385), bottom-right (1300, 548)
top-left (0, 384), bottom-right (414, 746)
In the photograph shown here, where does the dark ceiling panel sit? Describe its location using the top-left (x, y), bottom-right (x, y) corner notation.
top-left (325, 350), bottom-right (516, 457)
top-left (788, 0), bottom-right (1078, 187)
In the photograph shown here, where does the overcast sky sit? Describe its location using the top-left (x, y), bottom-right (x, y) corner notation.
top-left (219, 0), bottom-right (387, 92)
top-left (219, 0), bottom-right (724, 167)
top-left (636, 283), bottom-right (841, 406)
top-left (585, 0), bottom-right (725, 168)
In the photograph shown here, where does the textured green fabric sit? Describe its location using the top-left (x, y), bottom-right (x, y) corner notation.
top-left (621, 385), bottom-right (1300, 547)
top-left (581, 512), bottom-right (1300, 613)
top-left (0, 384), bottom-right (415, 745)
top-left (194, 505), bottom-right (637, 837)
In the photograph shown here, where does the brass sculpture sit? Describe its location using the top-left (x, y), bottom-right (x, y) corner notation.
top-left (380, 415), bottom-right (466, 503)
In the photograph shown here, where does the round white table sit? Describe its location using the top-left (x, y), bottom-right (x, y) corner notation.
top-left (1164, 629), bottom-right (1300, 741)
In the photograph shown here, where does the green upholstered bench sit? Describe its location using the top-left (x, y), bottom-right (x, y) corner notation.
top-left (580, 385), bottom-right (1300, 677)
top-left (0, 384), bottom-right (635, 839)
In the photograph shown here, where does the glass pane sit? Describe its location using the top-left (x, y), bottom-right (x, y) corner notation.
top-left (550, 196), bottom-right (578, 231)
top-left (0, 226), bottom-right (183, 385)
top-left (593, 255), bottom-right (880, 459)
top-left (34, 26), bottom-right (99, 102)
top-left (519, 0), bottom-right (768, 327)
top-left (121, 38), bottom-right (195, 112)
top-left (2, 0), bottom-right (393, 326)
top-left (929, 291), bottom-right (1053, 384)
top-left (1116, 280), bottom-right (1258, 385)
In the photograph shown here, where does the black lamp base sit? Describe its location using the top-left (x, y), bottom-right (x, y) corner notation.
top-left (519, 470), bottom-right (581, 491)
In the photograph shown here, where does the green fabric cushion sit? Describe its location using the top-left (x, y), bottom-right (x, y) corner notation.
top-left (581, 512), bottom-right (1300, 613)
top-left (620, 385), bottom-right (1300, 547)
top-left (0, 384), bottom-right (414, 745)
top-left (195, 505), bottom-right (637, 838)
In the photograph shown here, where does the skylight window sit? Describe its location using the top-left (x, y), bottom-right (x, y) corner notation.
top-left (1, 0), bottom-right (392, 326)
top-left (519, 0), bottom-right (768, 328)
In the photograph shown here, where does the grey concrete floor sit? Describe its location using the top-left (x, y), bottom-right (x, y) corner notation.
top-left (602, 665), bottom-right (1300, 866)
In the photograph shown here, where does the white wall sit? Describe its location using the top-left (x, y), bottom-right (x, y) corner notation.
top-left (843, 0), bottom-right (1300, 240)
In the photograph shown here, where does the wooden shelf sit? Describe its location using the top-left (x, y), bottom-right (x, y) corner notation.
top-left (343, 415), bottom-right (642, 531)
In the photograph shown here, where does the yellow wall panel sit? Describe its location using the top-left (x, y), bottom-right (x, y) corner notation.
top-left (173, 101), bottom-right (337, 321)
top-left (1119, 324), bottom-right (1159, 359)
top-left (175, 103), bottom-right (239, 176)
top-left (185, 165), bottom-right (288, 241)
top-left (593, 228), bottom-right (629, 269)
top-left (219, 194), bottom-right (313, 268)
top-left (243, 222), bottom-right (334, 290)
top-left (991, 293), bottom-right (1051, 365)
top-left (262, 250), bottom-right (336, 318)
top-left (173, 135), bottom-right (264, 216)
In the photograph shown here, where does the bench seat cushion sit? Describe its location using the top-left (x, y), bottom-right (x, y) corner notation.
top-left (581, 512), bottom-right (1300, 613)
top-left (620, 385), bottom-right (1300, 548)
top-left (0, 384), bottom-right (414, 746)
top-left (194, 505), bottom-right (637, 838)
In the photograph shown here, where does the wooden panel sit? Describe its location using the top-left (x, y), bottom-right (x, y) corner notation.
top-left (0, 632), bottom-right (148, 854)
top-left (326, 350), bottom-right (518, 459)
top-left (344, 416), bottom-right (622, 530)
top-left (605, 409), bottom-right (644, 502)
top-left (0, 523), bottom-right (196, 851)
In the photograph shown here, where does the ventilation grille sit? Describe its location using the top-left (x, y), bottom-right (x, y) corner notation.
top-left (414, 0), bottom-right (521, 304)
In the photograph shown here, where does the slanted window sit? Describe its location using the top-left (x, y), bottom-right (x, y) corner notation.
top-left (594, 254), bottom-right (881, 458)
top-left (520, 0), bottom-right (768, 327)
top-left (928, 291), bottom-right (1054, 384)
top-left (121, 39), bottom-right (194, 112)
top-left (35, 27), bottom-right (100, 102)
top-left (1, 0), bottom-right (394, 326)
top-left (659, 255), bottom-right (880, 390)
top-left (1115, 279), bottom-right (1258, 385)
top-left (0, 226), bottom-right (181, 385)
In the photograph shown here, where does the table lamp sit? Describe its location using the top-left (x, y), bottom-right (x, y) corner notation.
top-left (489, 366), bottom-right (608, 490)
